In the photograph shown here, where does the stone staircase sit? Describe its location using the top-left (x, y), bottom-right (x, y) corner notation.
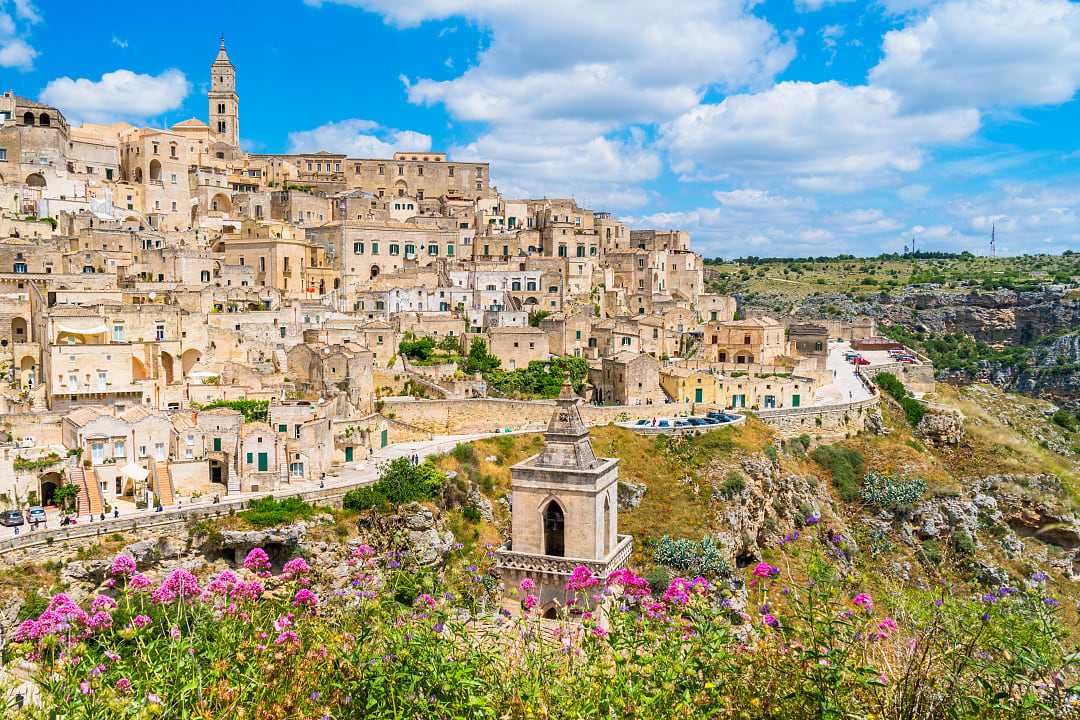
top-left (69, 460), bottom-right (103, 517)
top-left (149, 459), bottom-right (175, 507)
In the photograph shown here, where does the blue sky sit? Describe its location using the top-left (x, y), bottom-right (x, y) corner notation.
top-left (1, 0), bottom-right (1079, 258)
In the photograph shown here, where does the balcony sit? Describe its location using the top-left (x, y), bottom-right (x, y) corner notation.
top-left (495, 534), bottom-right (632, 579)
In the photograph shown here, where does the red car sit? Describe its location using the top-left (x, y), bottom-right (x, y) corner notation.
top-left (852, 357), bottom-right (871, 365)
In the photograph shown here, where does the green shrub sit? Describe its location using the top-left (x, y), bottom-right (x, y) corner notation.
top-left (874, 372), bottom-right (927, 426)
top-left (1051, 409), bottom-right (1079, 432)
top-left (238, 496), bottom-right (315, 528)
top-left (953, 529), bottom-right (977, 554)
top-left (643, 566), bottom-right (672, 593)
top-left (763, 444), bottom-right (779, 463)
top-left (343, 458), bottom-right (446, 512)
top-left (191, 399), bottom-right (269, 423)
top-left (450, 443), bottom-right (478, 467)
top-left (810, 445), bottom-right (865, 501)
top-left (719, 471), bottom-right (746, 498)
top-left (461, 505), bottom-right (482, 523)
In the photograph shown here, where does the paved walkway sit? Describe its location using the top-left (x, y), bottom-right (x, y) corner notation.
top-left (813, 340), bottom-right (875, 406)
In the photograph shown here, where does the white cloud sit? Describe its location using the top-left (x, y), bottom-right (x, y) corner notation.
top-left (111, 36), bottom-right (129, 49)
top-left (39, 69), bottom-right (190, 124)
top-left (313, 0), bottom-right (793, 213)
top-left (897, 183), bottom-right (931, 203)
top-left (713, 188), bottom-right (815, 211)
top-left (12, 0), bottom-right (40, 24)
top-left (796, 0), bottom-right (854, 11)
top-left (871, 0), bottom-right (1080, 111)
top-left (661, 81), bottom-right (980, 191)
top-left (0, 37), bottom-right (34, 69)
top-left (450, 122), bottom-right (660, 210)
top-left (287, 118), bottom-right (433, 158)
top-left (0, 12), bottom-right (15, 37)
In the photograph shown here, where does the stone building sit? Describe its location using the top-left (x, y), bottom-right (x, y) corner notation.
top-left (591, 351), bottom-right (662, 406)
top-left (703, 316), bottom-right (786, 365)
top-left (496, 381), bottom-right (633, 615)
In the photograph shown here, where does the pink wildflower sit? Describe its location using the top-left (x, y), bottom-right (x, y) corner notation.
top-left (282, 557), bottom-right (311, 578)
top-left (235, 579), bottom-right (264, 601)
top-left (90, 595), bottom-right (117, 612)
top-left (79, 681), bottom-right (91, 695)
top-left (86, 611), bottom-right (112, 632)
top-left (522, 594), bottom-right (537, 611)
top-left (128, 573), bottom-right (151, 591)
top-left (274, 631), bottom-right (298, 645)
top-left (116, 677), bottom-right (131, 694)
top-left (565, 565), bottom-right (598, 592)
top-left (207, 570), bottom-right (240, 597)
top-left (110, 554), bottom-right (137, 577)
top-left (519, 578), bottom-right (535, 593)
top-left (292, 588), bottom-right (319, 608)
top-left (416, 593), bottom-right (436, 608)
top-left (151, 569), bottom-right (201, 604)
top-left (606, 568), bottom-right (651, 598)
top-left (752, 562), bottom-right (780, 579)
top-left (762, 614), bottom-right (779, 628)
top-left (592, 626), bottom-right (608, 639)
top-left (131, 615), bottom-right (151, 630)
top-left (852, 593), bottom-right (874, 612)
top-left (242, 547), bottom-right (271, 573)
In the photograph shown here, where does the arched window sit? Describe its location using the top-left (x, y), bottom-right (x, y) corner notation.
top-left (543, 500), bottom-right (565, 557)
top-left (22, 112), bottom-right (34, 125)
top-left (38, 113), bottom-right (50, 127)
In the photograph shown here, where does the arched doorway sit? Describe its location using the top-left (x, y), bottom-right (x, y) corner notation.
top-left (11, 316), bottom-right (27, 343)
top-left (19, 355), bottom-right (35, 388)
top-left (25, 173), bottom-right (45, 188)
top-left (543, 500), bottom-right (565, 557)
top-left (39, 471), bottom-right (63, 507)
top-left (160, 351), bottom-right (175, 384)
top-left (180, 348), bottom-right (202, 376)
top-left (149, 159), bottom-right (162, 181)
top-left (542, 607), bottom-right (558, 620)
top-left (370, 265), bottom-right (380, 279)
top-left (134, 167), bottom-right (143, 182)
top-left (210, 193), bottom-right (232, 214)
top-left (132, 356), bottom-right (149, 380)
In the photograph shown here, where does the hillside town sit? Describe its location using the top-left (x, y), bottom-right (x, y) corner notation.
top-left (0, 41), bottom-right (923, 530)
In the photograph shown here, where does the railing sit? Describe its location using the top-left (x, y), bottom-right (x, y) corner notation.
top-left (495, 535), bottom-right (633, 578)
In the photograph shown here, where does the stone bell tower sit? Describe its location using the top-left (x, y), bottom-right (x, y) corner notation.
top-left (496, 380), bottom-right (633, 614)
top-left (208, 36), bottom-right (240, 147)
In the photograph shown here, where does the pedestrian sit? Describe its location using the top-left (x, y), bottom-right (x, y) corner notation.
top-left (113, 508), bottom-right (118, 519)
top-left (13, 526), bottom-right (18, 537)
top-left (100, 512), bottom-right (105, 522)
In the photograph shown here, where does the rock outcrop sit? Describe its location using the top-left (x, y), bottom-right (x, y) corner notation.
top-left (916, 412), bottom-right (965, 446)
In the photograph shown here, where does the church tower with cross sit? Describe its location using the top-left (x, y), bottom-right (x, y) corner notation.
top-left (208, 36), bottom-right (240, 147)
top-left (496, 380), bottom-right (633, 615)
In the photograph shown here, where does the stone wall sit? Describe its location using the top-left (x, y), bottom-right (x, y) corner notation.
top-left (860, 361), bottom-right (936, 395)
top-left (755, 395), bottom-right (879, 439)
top-left (382, 397), bottom-right (719, 435)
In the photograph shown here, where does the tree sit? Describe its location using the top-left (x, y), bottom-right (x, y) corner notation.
top-left (461, 338), bottom-right (500, 375)
top-left (52, 483), bottom-right (80, 512)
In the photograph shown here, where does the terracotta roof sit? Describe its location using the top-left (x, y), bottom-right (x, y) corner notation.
top-left (65, 406), bottom-right (110, 427)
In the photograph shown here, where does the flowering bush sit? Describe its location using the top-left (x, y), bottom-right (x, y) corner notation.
top-left (7, 535), bottom-right (1078, 720)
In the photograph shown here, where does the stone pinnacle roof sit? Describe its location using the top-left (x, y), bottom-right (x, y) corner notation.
top-left (534, 379), bottom-right (598, 470)
top-left (214, 37), bottom-right (232, 65)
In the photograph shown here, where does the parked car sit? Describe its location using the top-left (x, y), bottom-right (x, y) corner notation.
top-left (27, 507), bottom-right (46, 525)
top-left (898, 357), bottom-right (916, 364)
top-left (0, 510), bottom-right (25, 527)
top-left (852, 357), bottom-right (871, 366)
